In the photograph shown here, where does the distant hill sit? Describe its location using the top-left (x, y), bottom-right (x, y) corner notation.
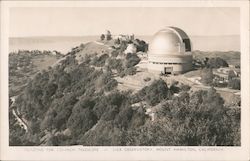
top-left (191, 35), bottom-right (240, 52)
top-left (192, 50), bottom-right (240, 66)
top-left (9, 36), bottom-right (99, 54)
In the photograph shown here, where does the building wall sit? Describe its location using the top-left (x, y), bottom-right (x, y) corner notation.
top-left (147, 54), bottom-right (192, 74)
top-left (148, 62), bottom-right (192, 74)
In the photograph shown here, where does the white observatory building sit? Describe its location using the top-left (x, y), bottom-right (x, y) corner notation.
top-left (148, 27), bottom-right (193, 74)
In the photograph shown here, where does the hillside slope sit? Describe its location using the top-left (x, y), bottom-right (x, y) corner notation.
top-left (9, 50), bottom-right (63, 97)
top-left (9, 41), bottom-right (240, 146)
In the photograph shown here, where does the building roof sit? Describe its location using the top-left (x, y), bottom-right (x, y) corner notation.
top-left (168, 26), bottom-right (190, 40)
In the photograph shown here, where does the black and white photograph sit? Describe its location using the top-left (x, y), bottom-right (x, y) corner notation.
top-left (8, 6), bottom-right (242, 146)
top-left (1, 0), bottom-right (250, 161)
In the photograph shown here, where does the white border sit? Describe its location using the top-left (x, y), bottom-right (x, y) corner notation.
top-left (1, 1), bottom-right (249, 161)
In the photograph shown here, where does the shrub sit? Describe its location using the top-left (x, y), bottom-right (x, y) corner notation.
top-left (124, 67), bottom-right (137, 76)
top-left (107, 58), bottom-right (123, 72)
top-left (92, 54), bottom-right (109, 67)
top-left (125, 53), bottom-right (140, 68)
top-left (119, 72), bottom-right (126, 78)
top-left (133, 39), bottom-right (148, 52)
top-left (179, 84), bottom-right (191, 91)
top-left (143, 77), bottom-right (151, 82)
top-left (140, 79), bottom-right (171, 106)
top-left (104, 79), bottom-right (118, 91)
top-left (111, 50), bottom-right (119, 57)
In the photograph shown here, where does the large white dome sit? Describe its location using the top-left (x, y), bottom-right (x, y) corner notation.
top-left (149, 27), bottom-right (191, 55)
top-left (150, 29), bottom-right (181, 54)
top-left (147, 27), bottom-right (193, 74)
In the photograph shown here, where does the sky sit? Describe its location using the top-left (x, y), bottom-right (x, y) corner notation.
top-left (9, 7), bottom-right (240, 37)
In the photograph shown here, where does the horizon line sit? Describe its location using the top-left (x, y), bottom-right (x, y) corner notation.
top-left (9, 34), bottom-right (240, 38)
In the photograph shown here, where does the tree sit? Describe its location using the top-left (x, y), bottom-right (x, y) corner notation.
top-left (119, 41), bottom-right (128, 52)
top-left (67, 106), bottom-right (97, 138)
top-left (125, 53), bottom-right (141, 68)
top-left (133, 39), bottom-right (148, 52)
top-left (114, 38), bottom-right (121, 45)
top-left (228, 70), bottom-right (237, 80)
top-left (106, 30), bottom-right (112, 41)
top-left (107, 35), bottom-right (112, 41)
top-left (200, 68), bottom-right (214, 85)
top-left (228, 78), bottom-right (240, 90)
top-left (142, 79), bottom-right (171, 106)
top-left (100, 34), bottom-right (105, 41)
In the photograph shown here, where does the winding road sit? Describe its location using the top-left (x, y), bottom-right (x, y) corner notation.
top-left (10, 96), bottom-right (28, 132)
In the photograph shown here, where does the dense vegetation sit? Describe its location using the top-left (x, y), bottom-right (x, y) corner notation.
top-left (9, 48), bottom-right (240, 146)
top-left (207, 57), bottom-right (228, 68)
top-left (9, 50), bottom-right (63, 97)
top-left (193, 56), bottom-right (229, 69)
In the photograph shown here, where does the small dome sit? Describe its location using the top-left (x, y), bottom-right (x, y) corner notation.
top-left (149, 27), bottom-right (191, 55)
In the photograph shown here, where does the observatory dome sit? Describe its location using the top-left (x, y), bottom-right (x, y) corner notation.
top-left (148, 27), bottom-right (193, 74)
top-left (150, 29), bottom-right (183, 54)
